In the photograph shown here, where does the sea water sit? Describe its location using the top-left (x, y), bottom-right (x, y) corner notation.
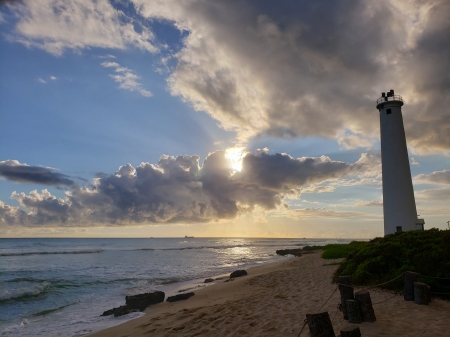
top-left (0, 237), bottom-right (350, 336)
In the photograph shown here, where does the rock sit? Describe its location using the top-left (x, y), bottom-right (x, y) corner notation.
top-left (113, 305), bottom-right (132, 317)
top-left (166, 292), bottom-right (195, 302)
top-left (230, 270), bottom-right (247, 278)
top-left (101, 305), bottom-right (132, 317)
top-left (100, 308), bottom-right (115, 316)
top-left (204, 278), bottom-right (214, 283)
top-left (275, 249), bottom-right (303, 257)
top-left (125, 291), bottom-right (165, 311)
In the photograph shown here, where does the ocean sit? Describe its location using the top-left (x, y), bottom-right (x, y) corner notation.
top-left (0, 237), bottom-right (351, 336)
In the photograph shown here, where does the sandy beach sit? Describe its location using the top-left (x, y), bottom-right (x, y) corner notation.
top-left (89, 251), bottom-right (450, 337)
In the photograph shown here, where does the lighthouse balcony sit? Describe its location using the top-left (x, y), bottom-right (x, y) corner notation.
top-left (376, 94), bottom-right (403, 109)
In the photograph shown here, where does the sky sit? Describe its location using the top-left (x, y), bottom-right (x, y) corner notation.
top-left (0, 0), bottom-right (449, 238)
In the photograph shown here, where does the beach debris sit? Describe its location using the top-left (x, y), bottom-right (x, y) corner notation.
top-left (354, 290), bottom-right (376, 322)
top-left (275, 248), bottom-right (303, 257)
top-left (101, 291), bottom-right (165, 317)
top-left (230, 270), bottom-right (247, 278)
top-left (204, 278), bottom-right (214, 283)
top-left (414, 282), bottom-right (431, 305)
top-left (340, 325), bottom-right (361, 337)
top-left (306, 311), bottom-right (335, 337)
top-left (166, 292), bottom-right (195, 302)
top-left (346, 300), bottom-right (362, 324)
top-left (404, 271), bottom-right (418, 301)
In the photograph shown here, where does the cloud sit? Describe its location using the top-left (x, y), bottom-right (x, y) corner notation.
top-left (99, 54), bottom-right (116, 59)
top-left (50, 76), bottom-right (57, 80)
top-left (101, 61), bottom-right (152, 97)
top-left (415, 170), bottom-right (450, 184)
top-left (1, 151), bottom-right (380, 226)
top-left (37, 77), bottom-right (46, 83)
top-left (415, 187), bottom-right (450, 201)
top-left (355, 200), bottom-right (383, 207)
top-left (131, 0), bottom-right (450, 153)
top-left (5, 1), bottom-right (449, 153)
top-left (287, 208), bottom-right (365, 219)
top-left (0, 160), bottom-right (75, 187)
top-left (8, 0), bottom-right (158, 56)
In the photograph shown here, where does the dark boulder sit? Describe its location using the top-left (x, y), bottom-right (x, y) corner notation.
top-left (166, 292), bottom-right (195, 302)
top-left (276, 249), bottom-right (303, 257)
top-left (101, 291), bottom-right (165, 317)
top-left (125, 291), bottom-right (165, 311)
top-left (204, 278), bottom-right (214, 283)
top-left (100, 308), bottom-right (116, 316)
top-left (230, 270), bottom-right (247, 278)
top-left (101, 305), bottom-right (137, 317)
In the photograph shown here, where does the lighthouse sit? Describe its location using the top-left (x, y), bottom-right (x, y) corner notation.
top-left (376, 90), bottom-right (424, 235)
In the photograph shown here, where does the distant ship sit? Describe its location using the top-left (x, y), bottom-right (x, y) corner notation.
top-left (185, 236), bottom-right (194, 238)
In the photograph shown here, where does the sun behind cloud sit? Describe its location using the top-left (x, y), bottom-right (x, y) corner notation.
top-left (225, 147), bottom-right (247, 172)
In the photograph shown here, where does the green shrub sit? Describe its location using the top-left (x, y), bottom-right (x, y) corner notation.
top-left (334, 229), bottom-right (450, 298)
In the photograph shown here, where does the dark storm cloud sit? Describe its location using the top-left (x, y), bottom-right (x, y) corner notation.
top-left (134, 0), bottom-right (450, 153)
top-left (0, 151), bottom-right (380, 226)
top-left (0, 160), bottom-right (75, 186)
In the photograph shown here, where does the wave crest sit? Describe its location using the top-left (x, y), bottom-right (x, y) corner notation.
top-left (0, 282), bottom-right (50, 301)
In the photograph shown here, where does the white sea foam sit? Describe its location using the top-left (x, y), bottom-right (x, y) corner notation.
top-left (0, 282), bottom-right (50, 301)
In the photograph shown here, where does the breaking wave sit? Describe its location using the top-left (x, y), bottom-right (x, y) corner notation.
top-left (0, 282), bottom-right (50, 302)
top-left (0, 249), bottom-right (104, 257)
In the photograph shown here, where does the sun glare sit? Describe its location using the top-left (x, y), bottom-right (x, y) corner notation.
top-left (225, 147), bottom-right (247, 172)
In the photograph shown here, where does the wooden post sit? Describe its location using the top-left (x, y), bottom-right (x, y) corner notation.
top-left (339, 284), bottom-right (354, 320)
top-left (346, 300), bottom-right (362, 324)
top-left (306, 312), bottom-right (336, 337)
top-left (337, 275), bottom-right (354, 319)
top-left (340, 325), bottom-right (361, 337)
top-left (404, 271), bottom-right (418, 301)
top-left (337, 275), bottom-right (353, 286)
top-left (414, 282), bottom-right (431, 305)
top-left (354, 290), bottom-right (376, 322)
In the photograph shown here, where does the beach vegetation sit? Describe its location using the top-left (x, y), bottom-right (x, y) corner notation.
top-left (320, 241), bottom-right (369, 259)
top-left (333, 228), bottom-right (450, 298)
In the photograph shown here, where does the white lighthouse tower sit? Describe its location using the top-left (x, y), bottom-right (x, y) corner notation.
top-left (376, 90), bottom-right (424, 235)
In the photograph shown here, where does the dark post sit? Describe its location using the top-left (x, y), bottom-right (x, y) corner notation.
top-left (306, 312), bottom-right (336, 337)
top-left (354, 290), bottom-right (376, 322)
top-left (414, 282), bottom-right (431, 305)
top-left (340, 325), bottom-right (361, 337)
top-left (337, 275), bottom-right (354, 320)
top-left (346, 300), bottom-right (362, 324)
top-left (404, 271), bottom-right (418, 301)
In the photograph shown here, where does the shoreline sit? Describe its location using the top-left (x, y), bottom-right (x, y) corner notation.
top-left (88, 251), bottom-right (450, 337)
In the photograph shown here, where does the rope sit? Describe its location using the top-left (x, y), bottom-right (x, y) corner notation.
top-left (296, 320), bottom-right (307, 337)
top-left (331, 304), bottom-right (340, 323)
top-left (297, 287), bottom-right (339, 336)
top-left (372, 291), bottom-right (403, 305)
top-left (316, 286), bottom-right (339, 312)
top-left (418, 274), bottom-right (450, 281)
top-left (336, 272), bottom-right (405, 290)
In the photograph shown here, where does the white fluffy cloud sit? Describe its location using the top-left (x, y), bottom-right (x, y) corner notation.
top-left (9, 0), bottom-right (157, 56)
top-left (1, 150), bottom-right (380, 226)
top-left (101, 60), bottom-right (152, 97)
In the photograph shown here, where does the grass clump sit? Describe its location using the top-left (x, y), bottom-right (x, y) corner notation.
top-left (334, 228), bottom-right (450, 297)
top-left (320, 241), bottom-right (368, 259)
